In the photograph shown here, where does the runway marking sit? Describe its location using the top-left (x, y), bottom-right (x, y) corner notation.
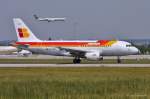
top-left (0, 64), bottom-right (149, 67)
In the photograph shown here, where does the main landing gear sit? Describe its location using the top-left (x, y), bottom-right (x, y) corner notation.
top-left (117, 56), bottom-right (121, 63)
top-left (73, 58), bottom-right (81, 64)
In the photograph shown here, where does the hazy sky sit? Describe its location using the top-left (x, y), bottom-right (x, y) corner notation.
top-left (1, 0), bottom-right (150, 40)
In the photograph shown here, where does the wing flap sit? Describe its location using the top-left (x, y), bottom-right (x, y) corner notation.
top-left (58, 47), bottom-right (87, 58)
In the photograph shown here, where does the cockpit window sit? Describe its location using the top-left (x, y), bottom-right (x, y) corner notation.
top-left (126, 44), bottom-right (133, 47)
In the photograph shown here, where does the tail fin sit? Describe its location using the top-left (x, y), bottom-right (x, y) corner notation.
top-left (13, 18), bottom-right (41, 42)
top-left (33, 14), bottom-right (39, 20)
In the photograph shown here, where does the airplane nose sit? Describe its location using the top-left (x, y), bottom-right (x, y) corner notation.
top-left (137, 49), bottom-right (141, 54)
top-left (132, 47), bottom-right (140, 55)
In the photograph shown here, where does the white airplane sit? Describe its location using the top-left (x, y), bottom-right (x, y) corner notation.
top-left (0, 40), bottom-right (31, 56)
top-left (0, 46), bottom-right (17, 54)
top-left (13, 18), bottom-right (140, 63)
top-left (33, 14), bottom-right (66, 22)
top-left (0, 46), bottom-right (31, 56)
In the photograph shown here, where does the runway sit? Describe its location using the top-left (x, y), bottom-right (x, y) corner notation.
top-left (0, 55), bottom-right (150, 59)
top-left (0, 64), bottom-right (150, 67)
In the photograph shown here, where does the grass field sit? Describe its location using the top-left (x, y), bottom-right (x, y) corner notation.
top-left (0, 67), bottom-right (150, 99)
top-left (0, 58), bottom-right (149, 64)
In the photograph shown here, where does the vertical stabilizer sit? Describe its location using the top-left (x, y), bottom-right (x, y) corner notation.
top-left (13, 18), bottom-right (41, 42)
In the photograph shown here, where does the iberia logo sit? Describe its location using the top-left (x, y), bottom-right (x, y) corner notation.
top-left (18, 28), bottom-right (30, 38)
top-left (97, 40), bottom-right (117, 46)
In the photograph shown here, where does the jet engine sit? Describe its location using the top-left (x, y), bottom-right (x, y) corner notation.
top-left (17, 50), bottom-right (32, 57)
top-left (85, 51), bottom-right (103, 61)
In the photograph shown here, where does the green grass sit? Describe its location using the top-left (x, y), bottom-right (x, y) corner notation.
top-left (0, 67), bottom-right (150, 99)
top-left (0, 58), bottom-right (149, 64)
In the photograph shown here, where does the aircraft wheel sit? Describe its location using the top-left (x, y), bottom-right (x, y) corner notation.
top-left (99, 57), bottom-right (103, 61)
top-left (76, 58), bottom-right (81, 63)
top-left (73, 59), bottom-right (76, 64)
top-left (73, 58), bottom-right (81, 64)
top-left (117, 56), bottom-right (121, 63)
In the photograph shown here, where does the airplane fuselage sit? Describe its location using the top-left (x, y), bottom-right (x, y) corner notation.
top-left (15, 40), bottom-right (139, 57)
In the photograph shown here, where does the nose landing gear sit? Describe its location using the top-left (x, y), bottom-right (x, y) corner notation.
top-left (117, 56), bottom-right (121, 63)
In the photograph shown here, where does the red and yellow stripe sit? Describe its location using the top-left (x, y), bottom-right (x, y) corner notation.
top-left (15, 40), bottom-right (117, 47)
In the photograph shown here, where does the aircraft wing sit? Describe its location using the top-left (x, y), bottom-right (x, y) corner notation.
top-left (58, 47), bottom-right (87, 58)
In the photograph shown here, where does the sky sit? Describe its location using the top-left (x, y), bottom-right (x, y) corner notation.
top-left (0, 0), bottom-right (150, 40)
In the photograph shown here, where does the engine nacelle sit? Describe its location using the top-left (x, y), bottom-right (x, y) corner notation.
top-left (18, 50), bottom-right (32, 57)
top-left (85, 51), bottom-right (102, 61)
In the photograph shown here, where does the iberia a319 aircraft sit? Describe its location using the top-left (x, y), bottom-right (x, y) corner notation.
top-left (13, 18), bottom-right (140, 63)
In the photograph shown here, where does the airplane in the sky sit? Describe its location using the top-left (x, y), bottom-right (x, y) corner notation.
top-left (13, 18), bottom-right (140, 63)
top-left (33, 14), bottom-right (66, 22)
